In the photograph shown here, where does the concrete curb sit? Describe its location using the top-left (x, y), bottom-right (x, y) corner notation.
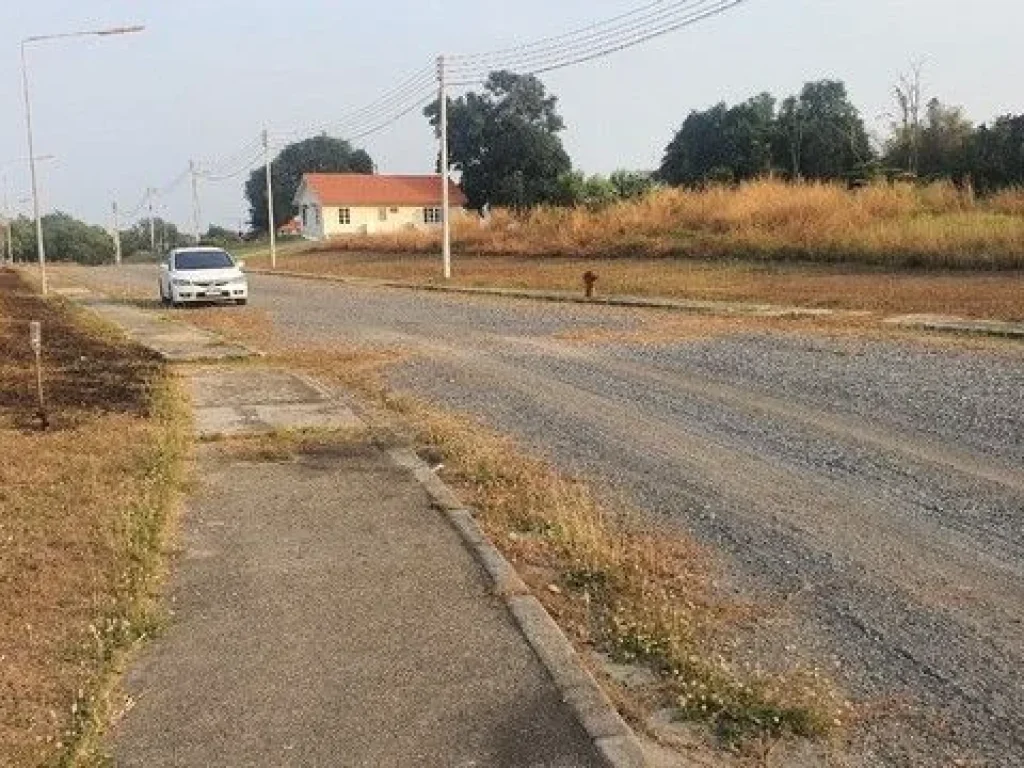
top-left (248, 267), bottom-right (835, 319)
top-left (388, 447), bottom-right (648, 768)
top-left (883, 313), bottom-right (1024, 340)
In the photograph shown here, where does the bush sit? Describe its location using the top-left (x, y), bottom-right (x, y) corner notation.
top-left (8, 212), bottom-right (114, 265)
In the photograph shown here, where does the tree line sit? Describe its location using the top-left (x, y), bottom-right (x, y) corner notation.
top-left (658, 80), bottom-right (1024, 191)
top-left (242, 69), bottom-right (1022, 234)
top-left (2, 213), bottom-right (242, 265)
top-left (7, 69), bottom-right (1020, 265)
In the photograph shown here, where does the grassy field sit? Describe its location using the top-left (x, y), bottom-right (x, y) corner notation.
top-left (0, 271), bottom-right (188, 766)
top-left (239, 181), bottom-right (1024, 320)
top-left (290, 180), bottom-right (1024, 267)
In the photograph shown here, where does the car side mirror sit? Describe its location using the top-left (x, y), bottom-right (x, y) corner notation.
top-left (159, 263), bottom-right (169, 271)
top-left (236, 260), bottom-right (246, 269)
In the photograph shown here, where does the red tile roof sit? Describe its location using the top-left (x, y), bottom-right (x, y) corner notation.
top-left (300, 173), bottom-right (468, 207)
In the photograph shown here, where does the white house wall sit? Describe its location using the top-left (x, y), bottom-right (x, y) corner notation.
top-left (320, 206), bottom-right (464, 238)
top-left (294, 185), bottom-right (325, 240)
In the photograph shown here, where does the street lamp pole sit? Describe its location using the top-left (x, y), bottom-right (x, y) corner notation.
top-left (20, 41), bottom-right (47, 293)
top-left (20, 25), bottom-right (144, 295)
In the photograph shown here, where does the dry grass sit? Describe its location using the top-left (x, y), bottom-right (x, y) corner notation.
top-left (0, 271), bottom-right (188, 767)
top-left (255, 251), bottom-right (1024, 321)
top-left (404, 403), bottom-right (848, 744)
top-left (286, 180), bottom-right (1024, 270)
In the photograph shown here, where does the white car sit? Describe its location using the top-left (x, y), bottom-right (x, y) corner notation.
top-left (158, 247), bottom-right (249, 306)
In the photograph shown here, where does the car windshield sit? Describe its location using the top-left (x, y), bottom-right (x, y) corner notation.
top-left (174, 250), bottom-right (234, 270)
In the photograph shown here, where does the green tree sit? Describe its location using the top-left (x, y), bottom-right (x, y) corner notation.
top-left (609, 170), bottom-right (656, 200)
top-left (9, 212), bottom-right (115, 265)
top-left (886, 98), bottom-right (974, 180)
top-left (658, 94), bottom-right (777, 185)
top-left (968, 114), bottom-right (1024, 191)
top-left (200, 224), bottom-right (243, 248)
top-left (778, 80), bottom-right (873, 180)
top-left (425, 71), bottom-right (572, 208)
top-left (245, 135), bottom-right (373, 233)
top-left (555, 170), bottom-right (655, 208)
top-left (119, 217), bottom-right (190, 258)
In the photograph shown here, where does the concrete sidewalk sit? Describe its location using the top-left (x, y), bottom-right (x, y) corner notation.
top-left (112, 425), bottom-right (605, 766)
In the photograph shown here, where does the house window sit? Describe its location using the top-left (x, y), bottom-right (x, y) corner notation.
top-left (389, 207), bottom-right (399, 214)
top-left (378, 207), bottom-right (387, 222)
top-left (424, 207), bottom-right (442, 224)
top-left (339, 208), bottom-right (351, 225)
top-left (314, 206), bottom-right (321, 225)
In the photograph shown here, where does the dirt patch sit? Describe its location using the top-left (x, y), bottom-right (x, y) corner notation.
top-left (0, 271), bottom-right (161, 430)
top-left (0, 269), bottom-right (188, 766)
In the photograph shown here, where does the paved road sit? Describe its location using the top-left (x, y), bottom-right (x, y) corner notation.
top-left (66, 266), bottom-right (1024, 765)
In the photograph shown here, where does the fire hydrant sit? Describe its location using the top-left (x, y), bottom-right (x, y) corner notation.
top-left (583, 271), bottom-right (598, 299)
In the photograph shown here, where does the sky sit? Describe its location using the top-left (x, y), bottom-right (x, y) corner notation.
top-left (0, 0), bottom-right (1020, 234)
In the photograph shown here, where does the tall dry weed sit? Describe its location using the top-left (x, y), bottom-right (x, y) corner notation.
top-left (306, 179), bottom-right (1024, 269)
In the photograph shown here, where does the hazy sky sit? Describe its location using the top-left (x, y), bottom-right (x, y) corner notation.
top-left (0, 0), bottom-right (1019, 233)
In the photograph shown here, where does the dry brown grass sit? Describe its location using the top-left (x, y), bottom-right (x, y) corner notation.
top-left (256, 251), bottom-right (1024, 321)
top-left (0, 271), bottom-right (188, 766)
top-left (285, 180), bottom-right (1024, 270)
top-left (404, 403), bottom-right (848, 744)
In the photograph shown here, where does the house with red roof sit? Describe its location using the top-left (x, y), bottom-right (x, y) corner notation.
top-left (293, 173), bottom-right (468, 240)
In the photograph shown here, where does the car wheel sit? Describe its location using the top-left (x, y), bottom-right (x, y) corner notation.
top-left (236, 298), bottom-right (248, 306)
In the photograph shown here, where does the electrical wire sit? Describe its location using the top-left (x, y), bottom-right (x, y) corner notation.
top-left (272, 64), bottom-right (436, 142)
top-left (341, 92), bottom-right (437, 143)
top-left (198, 135), bottom-right (264, 178)
top-left (196, 148), bottom-right (266, 182)
top-left (447, 0), bottom-right (751, 84)
top-left (448, 0), bottom-right (718, 70)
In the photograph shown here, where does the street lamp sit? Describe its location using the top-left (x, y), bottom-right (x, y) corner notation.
top-left (21, 24), bottom-right (145, 294)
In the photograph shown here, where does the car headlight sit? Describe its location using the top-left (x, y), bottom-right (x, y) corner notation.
top-left (171, 278), bottom-right (192, 286)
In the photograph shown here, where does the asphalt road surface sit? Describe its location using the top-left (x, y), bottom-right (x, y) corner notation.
top-left (67, 266), bottom-right (1024, 766)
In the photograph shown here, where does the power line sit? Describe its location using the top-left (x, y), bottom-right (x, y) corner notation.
top-left (196, 148), bottom-right (265, 182)
top-left (198, 135), bottom-right (264, 177)
top-left (449, 0), bottom-right (715, 69)
top-left (450, 0), bottom-right (683, 63)
top-left (272, 65), bottom-right (435, 142)
top-left (447, 0), bottom-right (752, 84)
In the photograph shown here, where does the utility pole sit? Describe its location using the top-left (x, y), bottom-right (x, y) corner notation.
top-left (112, 200), bottom-right (122, 265)
top-left (189, 160), bottom-right (201, 244)
top-left (21, 41), bottom-right (47, 294)
top-left (147, 187), bottom-right (156, 252)
top-left (263, 128), bottom-right (277, 268)
top-left (437, 54), bottom-right (451, 280)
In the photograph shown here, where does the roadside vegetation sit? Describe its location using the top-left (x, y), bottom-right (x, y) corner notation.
top-left (0, 270), bottom-right (188, 766)
top-left (293, 180), bottom-right (1024, 270)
